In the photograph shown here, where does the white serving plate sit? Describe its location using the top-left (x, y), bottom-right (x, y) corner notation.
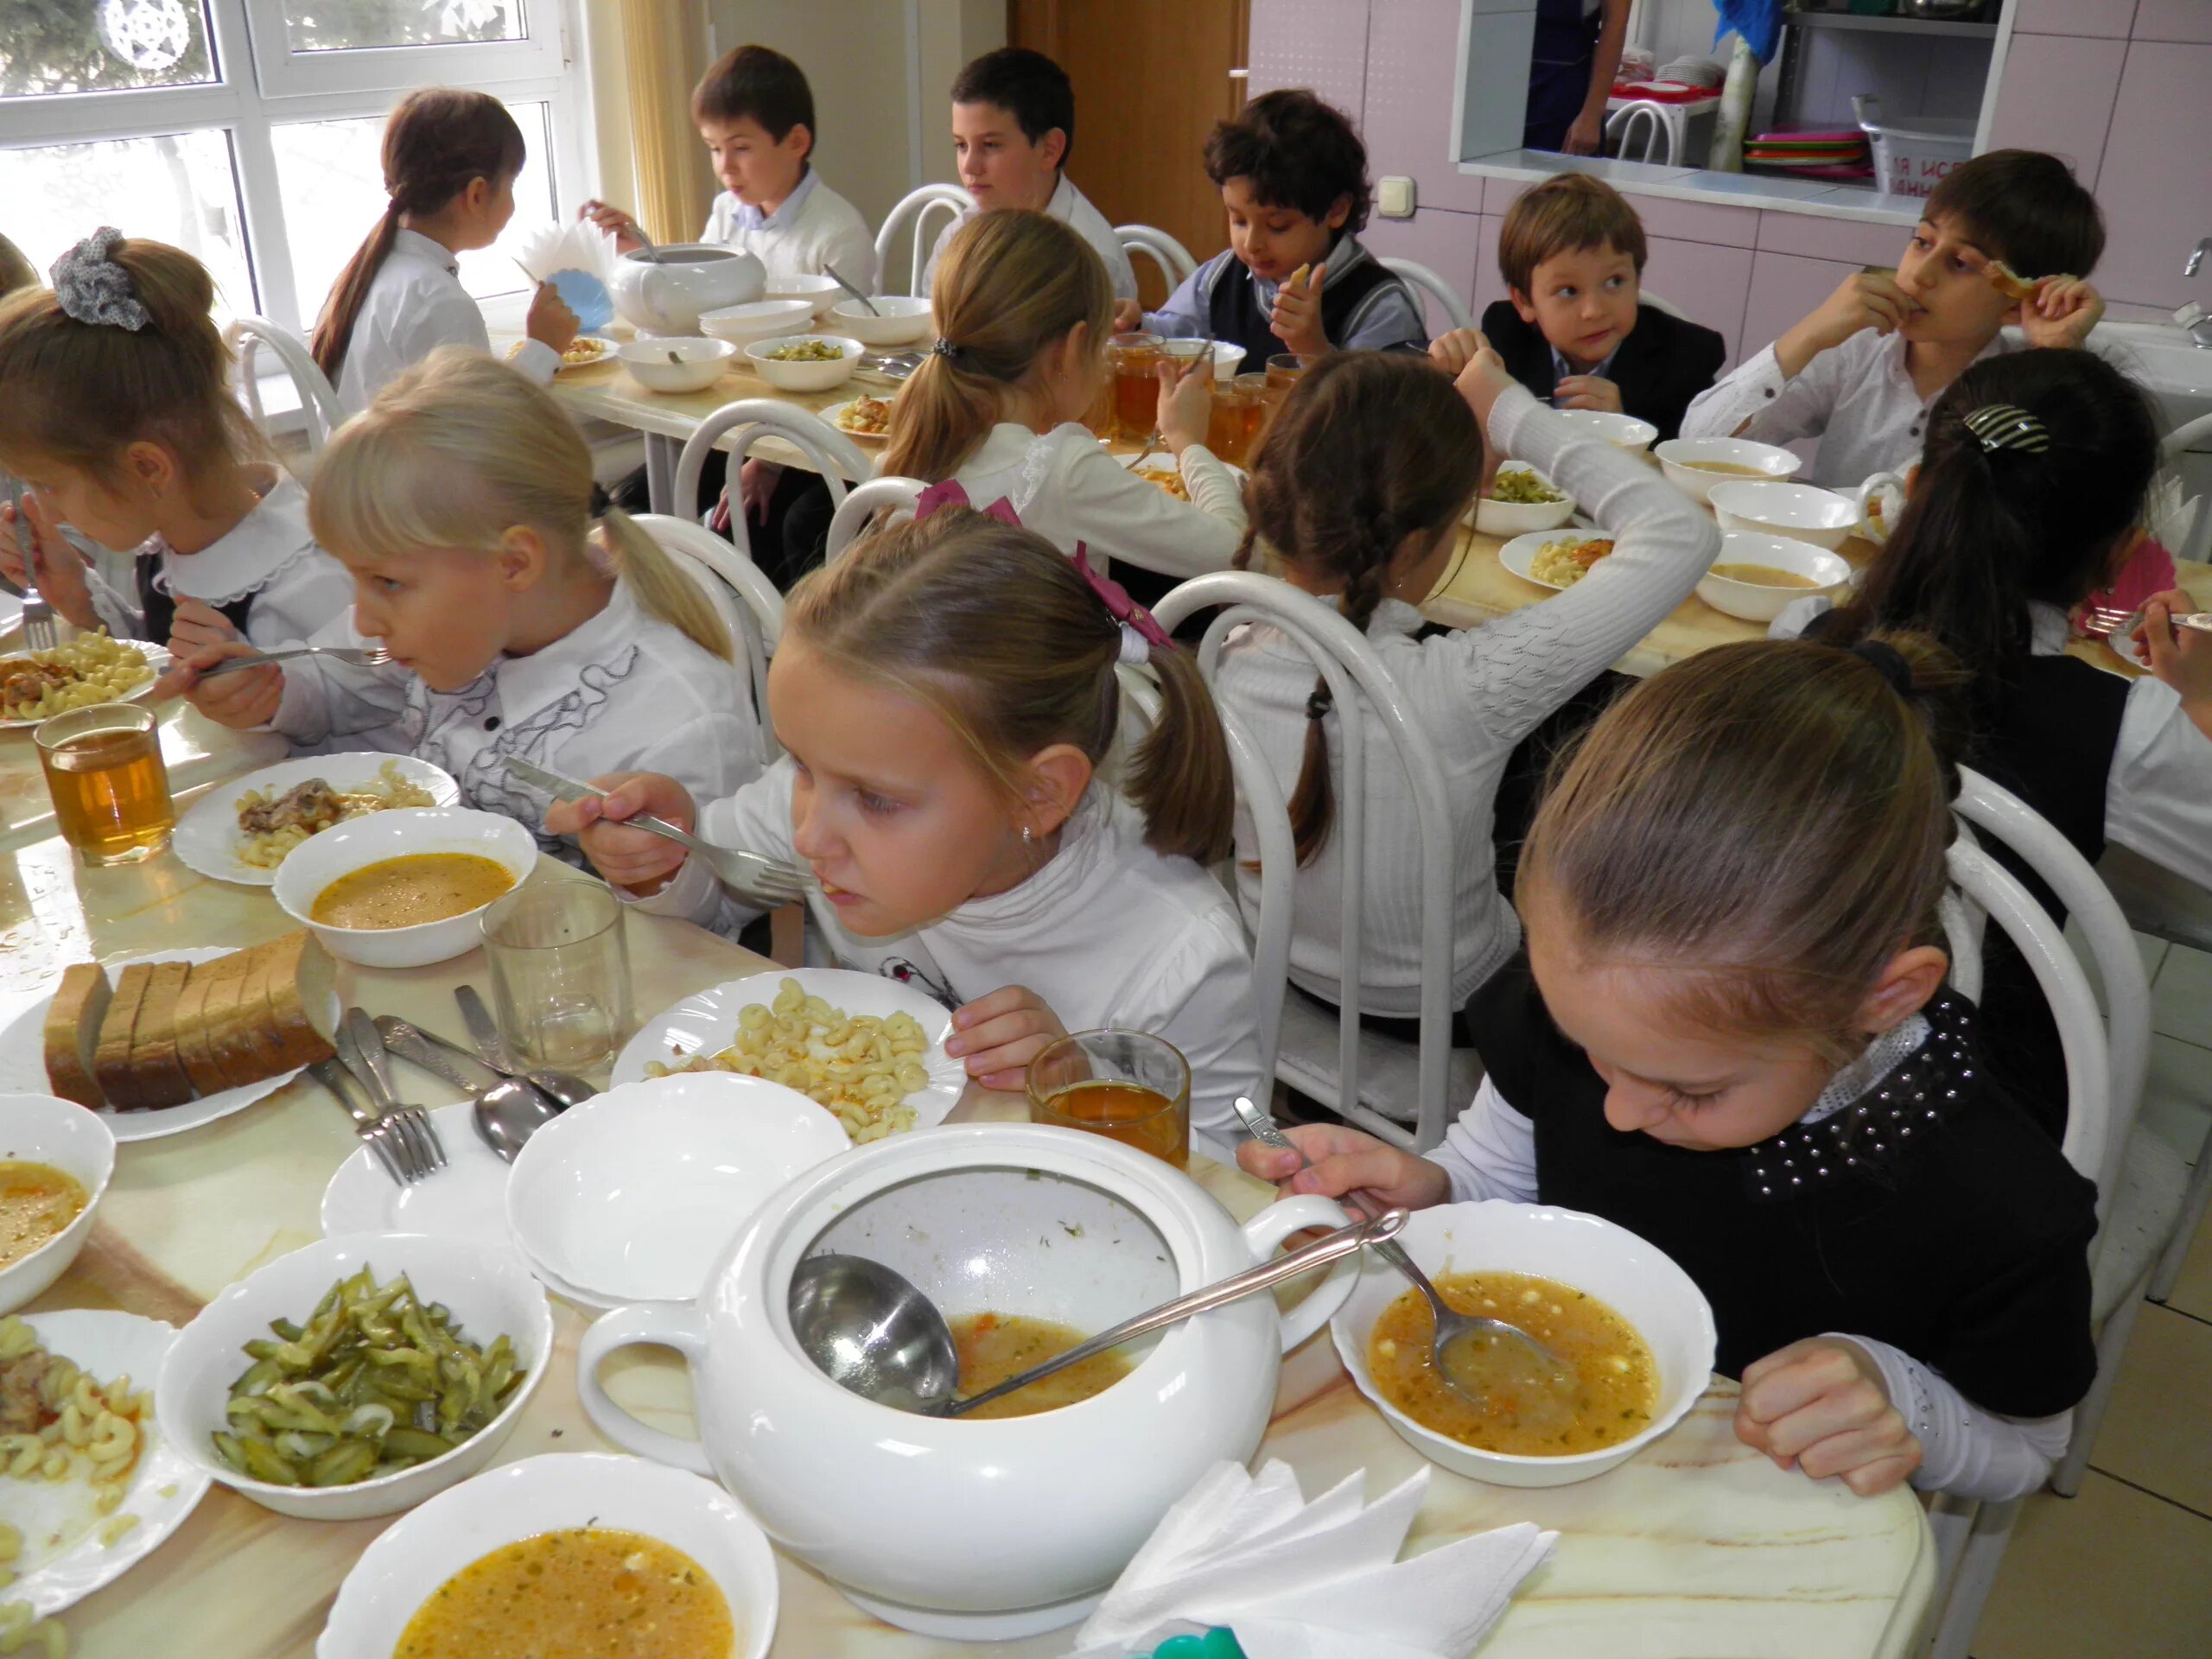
top-left (553, 335), bottom-right (616, 372)
top-left (0, 642), bottom-right (171, 729)
top-left (0, 947), bottom-right (334, 1142)
top-left (4, 1309), bottom-right (210, 1618)
top-left (320, 1101), bottom-right (508, 1249)
top-left (820, 397), bottom-right (893, 444)
top-left (1496, 528), bottom-right (1609, 593)
top-left (171, 753), bottom-right (459, 887)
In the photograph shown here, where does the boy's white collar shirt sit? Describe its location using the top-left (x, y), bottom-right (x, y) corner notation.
top-left (334, 227), bottom-right (557, 416)
top-left (702, 170), bottom-right (878, 290)
top-left (926, 174), bottom-right (1138, 301)
top-left (728, 167), bottom-right (819, 232)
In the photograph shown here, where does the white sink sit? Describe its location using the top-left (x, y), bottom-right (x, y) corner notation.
top-left (2091, 319), bottom-right (2212, 429)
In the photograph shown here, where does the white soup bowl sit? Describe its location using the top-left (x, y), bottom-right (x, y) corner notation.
top-left (1707, 480), bottom-right (1860, 550)
top-left (1472, 464), bottom-right (1578, 537)
top-left (616, 336), bottom-right (737, 393)
top-left (0, 1094), bottom-right (115, 1314)
top-left (697, 298), bottom-right (817, 351)
top-left (1697, 531), bottom-right (1853, 621)
top-left (744, 334), bottom-right (864, 392)
top-left (830, 296), bottom-right (934, 347)
top-left (1654, 435), bottom-right (1803, 503)
top-left (272, 806), bottom-right (539, 969)
top-left (1554, 409), bottom-right (1658, 449)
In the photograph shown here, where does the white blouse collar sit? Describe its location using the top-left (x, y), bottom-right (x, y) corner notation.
top-left (155, 466), bottom-right (321, 608)
top-left (390, 227), bottom-right (461, 277)
top-left (486, 579), bottom-right (641, 722)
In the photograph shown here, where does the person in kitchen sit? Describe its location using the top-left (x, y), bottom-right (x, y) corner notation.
top-left (1525, 0), bottom-right (1631, 156)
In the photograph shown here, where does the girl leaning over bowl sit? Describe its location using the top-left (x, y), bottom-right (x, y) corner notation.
top-left (1242, 634), bottom-right (2097, 1503)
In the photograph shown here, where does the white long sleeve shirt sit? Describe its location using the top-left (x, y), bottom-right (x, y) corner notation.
top-left (924, 175), bottom-right (1139, 302)
top-left (334, 228), bottom-right (557, 416)
top-left (1212, 387), bottom-right (1719, 1014)
top-left (632, 767), bottom-right (1263, 1133)
top-left (702, 169), bottom-right (878, 292)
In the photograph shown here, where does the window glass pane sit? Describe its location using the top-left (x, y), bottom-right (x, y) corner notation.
top-left (281, 0), bottom-right (524, 53)
top-left (271, 100), bottom-right (556, 324)
top-left (0, 0), bottom-right (217, 96)
top-left (0, 130), bottom-right (253, 315)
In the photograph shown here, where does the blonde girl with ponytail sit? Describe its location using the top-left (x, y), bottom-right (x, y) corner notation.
top-left (550, 506), bottom-right (1265, 1130)
top-left (172, 348), bottom-right (760, 853)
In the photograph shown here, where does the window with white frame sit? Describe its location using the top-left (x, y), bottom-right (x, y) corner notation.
top-left (0, 0), bottom-right (586, 339)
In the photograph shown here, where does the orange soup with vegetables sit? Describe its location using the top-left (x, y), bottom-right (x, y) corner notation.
top-left (1709, 562), bottom-right (1822, 588)
top-left (310, 852), bottom-right (514, 931)
top-left (1683, 460), bottom-right (1773, 477)
top-left (0, 1160), bottom-right (87, 1270)
top-left (950, 1313), bottom-right (1134, 1419)
top-left (394, 1528), bottom-right (734, 1659)
top-left (1367, 1269), bottom-right (1657, 1456)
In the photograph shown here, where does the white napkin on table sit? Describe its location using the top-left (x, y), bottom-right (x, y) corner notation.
top-left (1067, 1460), bottom-right (1556, 1659)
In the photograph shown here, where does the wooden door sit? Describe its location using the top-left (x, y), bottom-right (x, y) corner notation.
top-left (1010, 0), bottom-right (1250, 308)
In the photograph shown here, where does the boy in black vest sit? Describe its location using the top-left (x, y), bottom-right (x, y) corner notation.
top-left (1137, 89), bottom-right (1427, 362)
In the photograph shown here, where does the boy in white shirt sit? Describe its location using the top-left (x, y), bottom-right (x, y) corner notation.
top-left (1680, 149), bottom-right (2106, 488)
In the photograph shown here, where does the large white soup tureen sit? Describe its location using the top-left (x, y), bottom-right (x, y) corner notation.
top-left (607, 244), bottom-right (766, 336)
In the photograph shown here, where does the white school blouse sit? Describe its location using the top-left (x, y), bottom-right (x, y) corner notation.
top-left (635, 767), bottom-right (1264, 1134)
top-left (84, 466), bottom-right (353, 651)
top-left (264, 582), bottom-right (761, 861)
top-left (924, 175), bottom-right (1139, 302)
top-left (701, 171), bottom-right (879, 292)
top-left (334, 228), bottom-right (558, 416)
top-left (1212, 386), bottom-right (1719, 1014)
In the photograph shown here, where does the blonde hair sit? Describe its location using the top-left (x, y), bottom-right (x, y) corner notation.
top-left (308, 348), bottom-right (730, 660)
top-left (786, 508), bottom-right (1233, 865)
top-left (880, 209), bottom-right (1114, 483)
top-left (1516, 634), bottom-right (1971, 1063)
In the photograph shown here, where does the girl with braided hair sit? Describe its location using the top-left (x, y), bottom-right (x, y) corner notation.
top-left (1211, 344), bottom-right (1716, 1051)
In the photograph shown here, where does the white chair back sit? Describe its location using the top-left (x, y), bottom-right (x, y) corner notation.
top-left (1152, 571), bottom-right (1459, 1151)
top-left (1378, 257), bottom-right (1473, 334)
top-left (226, 316), bottom-right (344, 455)
top-left (1605, 100), bottom-right (1680, 166)
top-left (824, 476), bottom-right (926, 564)
top-left (1640, 289), bottom-right (1688, 320)
top-left (1116, 225), bottom-right (1198, 294)
top-left (632, 512), bottom-right (785, 762)
top-left (674, 401), bottom-right (872, 566)
top-left (874, 183), bottom-right (972, 297)
top-left (2156, 409), bottom-right (2212, 563)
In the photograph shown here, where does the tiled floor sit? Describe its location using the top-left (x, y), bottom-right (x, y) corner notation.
top-left (1972, 941), bottom-right (2212, 1659)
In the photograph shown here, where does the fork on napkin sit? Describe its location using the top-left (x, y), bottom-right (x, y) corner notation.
top-left (1069, 1460), bottom-right (1556, 1659)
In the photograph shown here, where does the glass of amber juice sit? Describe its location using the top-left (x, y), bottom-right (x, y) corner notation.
top-left (35, 702), bottom-right (174, 866)
top-left (1027, 1029), bottom-right (1191, 1169)
top-left (1210, 376), bottom-right (1266, 465)
top-left (1107, 332), bottom-right (1164, 443)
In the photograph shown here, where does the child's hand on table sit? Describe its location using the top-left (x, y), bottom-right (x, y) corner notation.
top-left (1156, 356), bottom-right (1214, 454)
top-left (1236, 1122), bottom-right (1452, 1212)
top-left (0, 494), bottom-right (98, 630)
top-left (1556, 374), bottom-right (1624, 415)
top-left (157, 639), bottom-right (283, 728)
top-left (577, 199), bottom-right (645, 254)
top-left (944, 986), bottom-right (1067, 1092)
top-left (2139, 588), bottom-right (2212, 740)
top-left (1269, 264), bottom-right (1330, 358)
top-left (2018, 275), bottom-right (2103, 350)
top-left (1112, 299), bottom-right (1145, 334)
top-left (548, 771), bottom-right (698, 895)
top-left (1734, 1337), bottom-right (1923, 1496)
top-left (525, 282), bottom-right (582, 354)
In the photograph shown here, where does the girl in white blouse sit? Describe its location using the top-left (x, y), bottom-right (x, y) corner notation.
top-left (0, 232), bottom-right (353, 658)
top-left (171, 349), bottom-right (760, 858)
top-left (549, 508), bottom-right (1264, 1133)
top-left (878, 208), bottom-right (1245, 582)
top-left (314, 88), bottom-right (579, 416)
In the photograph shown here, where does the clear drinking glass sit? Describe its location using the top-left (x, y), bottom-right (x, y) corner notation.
top-left (1107, 331), bottom-right (1165, 442)
top-left (481, 881), bottom-right (634, 1071)
top-left (35, 703), bottom-right (175, 866)
top-left (1027, 1029), bottom-right (1192, 1170)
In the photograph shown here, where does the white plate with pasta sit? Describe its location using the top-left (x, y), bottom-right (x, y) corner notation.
top-left (170, 753), bottom-right (459, 887)
top-left (0, 1309), bottom-right (210, 1622)
top-left (612, 969), bottom-right (966, 1143)
top-left (0, 636), bottom-right (168, 728)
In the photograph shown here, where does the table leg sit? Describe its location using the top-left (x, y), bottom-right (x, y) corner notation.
top-left (644, 434), bottom-right (677, 517)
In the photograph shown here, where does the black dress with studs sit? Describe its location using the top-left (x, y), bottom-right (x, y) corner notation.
top-left (1465, 957), bottom-right (2099, 1418)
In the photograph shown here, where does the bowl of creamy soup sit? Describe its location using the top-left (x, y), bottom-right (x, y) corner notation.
top-left (0, 1092), bottom-right (115, 1314)
top-left (1697, 531), bottom-right (1854, 622)
top-left (273, 807), bottom-right (538, 969)
top-left (1332, 1200), bottom-right (1714, 1488)
top-left (1654, 436), bottom-right (1804, 504)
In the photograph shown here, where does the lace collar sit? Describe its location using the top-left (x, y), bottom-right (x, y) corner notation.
top-left (144, 466), bottom-right (321, 608)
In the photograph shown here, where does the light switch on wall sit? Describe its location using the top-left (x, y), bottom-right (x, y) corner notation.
top-left (1377, 175), bottom-right (1417, 218)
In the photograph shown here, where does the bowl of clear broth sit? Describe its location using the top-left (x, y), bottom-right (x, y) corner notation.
top-left (1696, 531), bottom-right (1853, 622)
top-left (0, 1092), bottom-right (115, 1314)
top-left (1331, 1199), bottom-right (1714, 1487)
top-left (273, 807), bottom-right (538, 969)
top-left (1653, 436), bottom-right (1803, 504)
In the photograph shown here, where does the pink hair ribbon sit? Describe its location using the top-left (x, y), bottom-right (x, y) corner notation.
top-left (1072, 547), bottom-right (1173, 651)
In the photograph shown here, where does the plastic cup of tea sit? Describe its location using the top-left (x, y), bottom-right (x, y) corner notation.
top-left (481, 880), bottom-right (634, 1071)
top-left (35, 702), bottom-right (175, 866)
top-left (1027, 1029), bottom-right (1192, 1170)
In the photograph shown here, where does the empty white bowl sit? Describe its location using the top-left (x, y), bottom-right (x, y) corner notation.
top-left (1697, 531), bottom-right (1853, 621)
top-left (156, 1232), bottom-right (552, 1520)
top-left (744, 334), bottom-right (864, 392)
top-left (1472, 464), bottom-right (1578, 537)
top-left (1654, 436), bottom-right (1803, 504)
top-left (272, 806), bottom-right (539, 969)
top-left (829, 296), bottom-right (934, 347)
top-left (1331, 1200), bottom-right (1715, 1488)
top-left (764, 271), bottom-right (846, 321)
top-left (698, 298), bottom-right (817, 351)
top-left (0, 1094), bottom-right (115, 1314)
top-left (1208, 342), bottom-right (1249, 383)
top-left (1707, 480), bottom-right (1860, 550)
top-left (505, 1071), bottom-right (849, 1305)
top-left (616, 336), bottom-right (737, 393)
top-left (1554, 409), bottom-right (1658, 450)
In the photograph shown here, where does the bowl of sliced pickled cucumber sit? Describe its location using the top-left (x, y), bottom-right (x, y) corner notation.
top-left (156, 1233), bottom-right (552, 1520)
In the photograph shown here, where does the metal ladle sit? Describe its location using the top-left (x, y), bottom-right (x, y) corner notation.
top-left (789, 1209), bottom-right (1406, 1418)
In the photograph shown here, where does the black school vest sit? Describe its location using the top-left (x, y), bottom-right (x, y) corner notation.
top-left (1205, 245), bottom-right (1403, 366)
top-left (137, 559), bottom-right (254, 646)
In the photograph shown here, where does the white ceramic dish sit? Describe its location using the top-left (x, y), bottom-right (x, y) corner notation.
top-left (0, 1094), bottom-right (115, 1313)
top-left (830, 296), bottom-right (933, 347)
top-left (315, 1453), bottom-right (779, 1659)
top-left (1553, 409), bottom-right (1658, 449)
top-left (321, 1101), bottom-right (507, 1249)
top-left (613, 966), bottom-right (966, 1134)
top-left (610, 244), bottom-right (766, 336)
top-left (506, 1072), bottom-right (849, 1306)
top-left (270, 807), bottom-right (539, 969)
top-left (1697, 531), bottom-right (1852, 621)
top-left (820, 397), bottom-right (893, 443)
top-left (1707, 480), bottom-right (1860, 550)
top-left (3, 1310), bottom-right (209, 1617)
top-left (0, 947), bottom-right (335, 1142)
top-left (617, 336), bottom-right (736, 393)
top-left (763, 270), bottom-right (845, 320)
top-left (0, 642), bottom-right (171, 730)
top-left (1207, 342), bottom-right (1249, 383)
top-left (156, 1232), bottom-right (551, 1521)
top-left (1855, 467), bottom-right (1908, 545)
top-left (1653, 436), bottom-right (1803, 504)
top-left (743, 334), bottom-right (864, 393)
top-left (1472, 465), bottom-right (1577, 537)
top-left (550, 335), bottom-right (616, 372)
top-left (1331, 1199), bottom-right (1715, 1488)
top-left (171, 753), bottom-right (459, 887)
top-left (1496, 527), bottom-right (1609, 593)
top-left (697, 297), bottom-right (817, 351)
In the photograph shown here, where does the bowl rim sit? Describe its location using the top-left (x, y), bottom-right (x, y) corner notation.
top-left (614, 336), bottom-right (735, 361)
top-left (1653, 435), bottom-right (1802, 474)
top-left (1554, 409), bottom-right (1659, 438)
top-left (270, 807), bottom-right (539, 942)
top-left (743, 333), bottom-right (867, 362)
top-left (1706, 530), bottom-right (1852, 586)
top-left (698, 298), bottom-right (817, 322)
top-left (0, 1093), bottom-right (117, 1286)
top-left (1705, 479), bottom-right (1857, 525)
top-left (830, 296), bottom-right (932, 316)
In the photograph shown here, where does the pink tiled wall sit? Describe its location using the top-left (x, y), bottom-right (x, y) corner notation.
top-left (1248, 0), bottom-right (1371, 123)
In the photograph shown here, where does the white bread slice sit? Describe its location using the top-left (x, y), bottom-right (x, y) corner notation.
top-left (198, 957), bottom-right (259, 1091)
top-left (171, 964), bottom-right (222, 1098)
top-left (256, 931), bottom-right (335, 1071)
top-left (43, 963), bottom-right (112, 1109)
top-left (226, 943), bottom-right (296, 1083)
top-left (92, 964), bottom-right (156, 1110)
top-left (126, 961), bottom-right (196, 1109)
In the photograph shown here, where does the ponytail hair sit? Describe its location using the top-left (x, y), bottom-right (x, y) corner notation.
top-left (787, 507), bottom-right (1234, 864)
top-left (1517, 632), bottom-right (1973, 1062)
top-left (880, 209), bottom-right (1115, 483)
top-left (308, 347), bottom-right (731, 661)
top-left (311, 88), bottom-right (528, 383)
top-left (0, 235), bottom-right (259, 487)
top-left (1234, 351), bottom-right (1484, 865)
top-left (1826, 349), bottom-right (2159, 690)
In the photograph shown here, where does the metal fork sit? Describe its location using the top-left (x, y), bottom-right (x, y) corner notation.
top-left (502, 755), bottom-right (811, 906)
top-left (341, 1008), bottom-right (448, 1177)
top-left (2083, 604), bottom-right (2212, 641)
top-left (197, 643), bottom-right (394, 677)
top-left (308, 1057), bottom-right (413, 1186)
top-left (7, 481), bottom-right (57, 651)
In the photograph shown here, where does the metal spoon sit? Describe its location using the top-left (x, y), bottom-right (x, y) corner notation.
top-left (375, 1016), bottom-right (566, 1163)
top-left (822, 262), bottom-right (879, 316)
top-left (628, 218), bottom-right (663, 264)
top-left (791, 1209), bottom-right (1405, 1418)
top-left (452, 985), bottom-right (598, 1109)
top-left (1230, 1096), bottom-right (1575, 1419)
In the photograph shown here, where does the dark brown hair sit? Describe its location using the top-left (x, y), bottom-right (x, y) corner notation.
top-left (951, 48), bottom-right (1076, 165)
top-left (1205, 88), bottom-right (1370, 236)
top-left (1232, 353), bottom-right (1485, 864)
top-left (310, 88), bottom-right (527, 382)
top-left (1925, 149), bottom-right (2104, 280)
top-left (1498, 173), bottom-right (1649, 295)
top-left (692, 44), bottom-right (815, 146)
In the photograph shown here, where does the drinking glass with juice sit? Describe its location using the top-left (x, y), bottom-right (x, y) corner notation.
top-left (1027, 1029), bottom-right (1191, 1169)
top-left (1108, 333), bottom-right (1163, 443)
top-left (1211, 376), bottom-right (1267, 465)
top-left (35, 702), bottom-right (175, 866)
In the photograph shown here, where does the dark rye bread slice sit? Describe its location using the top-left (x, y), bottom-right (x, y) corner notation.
top-left (43, 963), bottom-right (113, 1109)
top-left (198, 953), bottom-right (262, 1091)
top-left (124, 961), bottom-right (196, 1110)
top-left (92, 963), bottom-right (156, 1110)
top-left (171, 963), bottom-right (226, 1098)
top-left (225, 943), bottom-right (297, 1084)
